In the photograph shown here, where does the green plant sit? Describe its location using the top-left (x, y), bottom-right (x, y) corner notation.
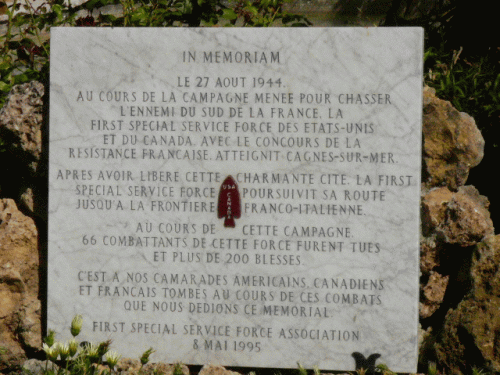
top-left (0, 0), bottom-right (309, 107)
top-left (427, 361), bottom-right (438, 375)
top-left (0, 0), bottom-right (52, 104)
top-left (296, 364), bottom-right (325, 375)
top-left (425, 45), bottom-right (500, 123)
top-left (71, 315), bottom-right (83, 337)
top-left (424, 44), bottom-right (500, 154)
top-left (172, 362), bottom-right (184, 375)
top-left (296, 363), bottom-right (308, 375)
top-left (375, 363), bottom-right (396, 375)
top-left (40, 315), bottom-right (156, 375)
top-left (105, 351), bottom-right (121, 371)
top-left (472, 368), bottom-right (487, 375)
top-left (139, 347), bottom-right (155, 367)
top-left (44, 329), bottom-right (56, 347)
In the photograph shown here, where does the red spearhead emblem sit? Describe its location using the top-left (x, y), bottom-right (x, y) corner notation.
top-left (217, 175), bottom-right (241, 228)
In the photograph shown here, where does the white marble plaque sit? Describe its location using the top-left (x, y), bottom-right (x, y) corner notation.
top-left (48, 28), bottom-right (423, 373)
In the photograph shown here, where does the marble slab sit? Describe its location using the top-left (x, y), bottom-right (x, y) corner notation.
top-left (48, 28), bottom-right (423, 373)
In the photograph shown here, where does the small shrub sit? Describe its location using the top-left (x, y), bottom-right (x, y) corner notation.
top-left (40, 315), bottom-right (155, 375)
top-left (425, 44), bottom-right (500, 134)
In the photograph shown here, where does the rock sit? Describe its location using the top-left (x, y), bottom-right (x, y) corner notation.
top-left (420, 271), bottom-right (449, 319)
top-left (421, 187), bottom-right (454, 236)
top-left (20, 188), bottom-right (35, 216)
top-left (0, 199), bottom-right (40, 372)
top-left (423, 272), bottom-right (449, 304)
top-left (418, 325), bottom-right (435, 368)
top-left (116, 358), bottom-right (142, 374)
top-left (420, 237), bottom-right (441, 275)
top-left (113, 360), bottom-right (189, 375)
top-left (0, 81), bottom-right (45, 217)
top-left (22, 359), bottom-right (59, 375)
top-left (422, 86), bottom-right (484, 190)
top-left (0, 81), bottom-right (44, 166)
top-left (435, 235), bottom-right (500, 373)
top-left (198, 365), bottom-right (242, 375)
top-left (0, 267), bottom-right (28, 372)
top-left (142, 363), bottom-right (190, 375)
top-left (421, 186), bottom-right (494, 246)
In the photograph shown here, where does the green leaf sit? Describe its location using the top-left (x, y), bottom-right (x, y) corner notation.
top-left (222, 9), bottom-right (237, 20)
top-left (52, 4), bottom-right (63, 21)
top-left (84, 0), bottom-right (104, 10)
top-left (0, 61), bottom-right (12, 71)
top-left (493, 74), bottom-right (500, 91)
top-left (98, 13), bottom-right (118, 24)
top-left (247, 6), bottom-right (259, 15)
top-left (0, 81), bottom-right (12, 92)
top-left (13, 73), bottom-right (29, 84)
top-left (260, 0), bottom-right (270, 9)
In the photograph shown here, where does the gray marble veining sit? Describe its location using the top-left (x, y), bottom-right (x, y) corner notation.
top-left (48, 28), bottom-right (423, 372)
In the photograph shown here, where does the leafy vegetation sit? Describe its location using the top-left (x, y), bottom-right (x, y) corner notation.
top-left (40, 315), bottom-right (157, 375)
top-left (0, 0), bottom-right (310, 106)
top-left (424, 45), bottom-right (500, 142)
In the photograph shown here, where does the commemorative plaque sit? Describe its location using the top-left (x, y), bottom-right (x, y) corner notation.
top-left (48, 28), bottom-right (423, 372)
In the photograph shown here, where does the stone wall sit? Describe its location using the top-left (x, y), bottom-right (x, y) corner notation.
top-left (0, 82), bottom-right (498, 374)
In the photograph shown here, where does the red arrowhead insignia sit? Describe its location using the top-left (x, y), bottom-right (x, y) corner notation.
top-left (217, 175), bottom-right (241, 228)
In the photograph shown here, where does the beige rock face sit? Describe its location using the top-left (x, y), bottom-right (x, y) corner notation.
top-left (419, 184), bottom-right (493, 329)
top-left (198, 365), bottom-right (242, 375)
top-left (435, 235), bottom-right (500, 374)
top-left (0, 199), bottom-right (40, 372)
top-left (0, 81), bottom-right (44, 171)
top-left (0, 81), bottom-right (45, 216)
top-left (417, 86), bottom-right (499, 374)
top-left (113, 359), bottom-right (190, 375)
top-left (114, 358), bottom-right (142, 375)
top-left (421, 186), bottom-right (494, 247)
top-left (420, 237), bottom-right (441, 275)
top-left (422, 86), bottom-right (485, 190)
top-left (420, 271), bottom-right (449, 319)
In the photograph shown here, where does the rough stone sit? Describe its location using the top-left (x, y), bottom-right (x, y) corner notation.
top-left (420, 237), bottom-right (441, 275)
top-left (198, 365), bottom-right (241, 375)
top-left (21, 359), bottom-right (59, 375)
top-left (20, 359), bottom-right (191, 375)
top-left (0, 267), bottom-right (28, 372)
top-left (111, 360), bottom-right (190, 375)
top-left (142, 363), bottom-right (190, 375)
top-left (422, 85), bottom-right (485, 190)
top-left (0, 199), bottom-right (40, 372)
top-left (420, 271), bottom-right (449, 319)
top-left (436, 234), bottom-right (500, 374)
top-left (0, 81), bottom-right (45, 217)
top-left (0, 81), bottom-right (44, 172)
top-left (421, 186), bottom-right (494, 246)
top-left (418, 325), bottom-right (434, 364)
top-left (115, 358), bottom-right (142, 374)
